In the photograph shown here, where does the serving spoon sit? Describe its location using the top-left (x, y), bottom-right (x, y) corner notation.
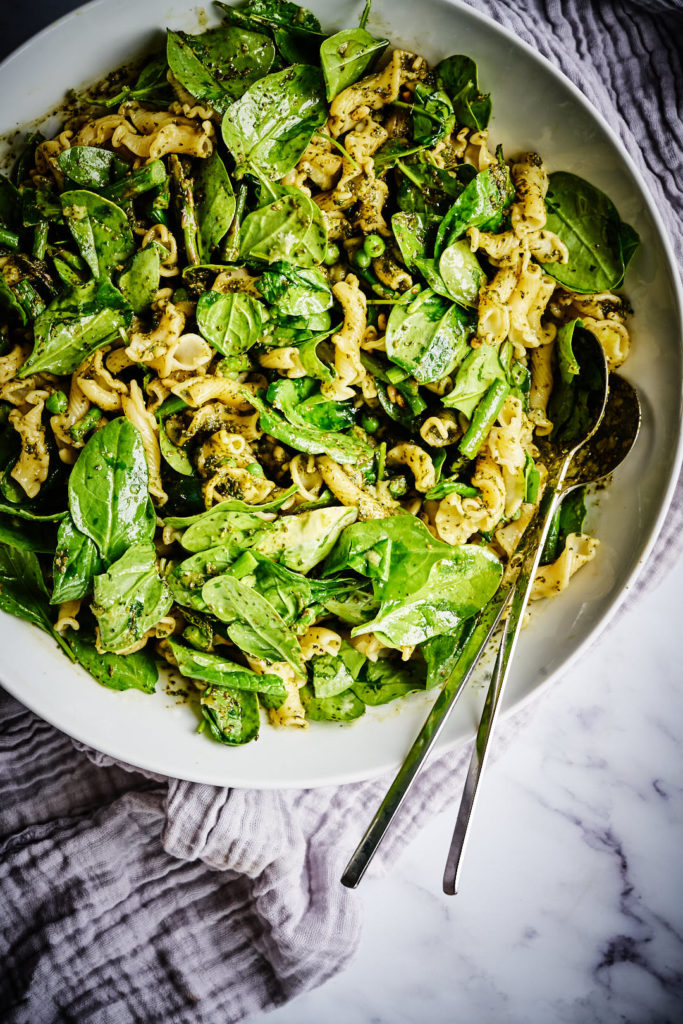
top-left (341, 330), bottom-right (640, 891)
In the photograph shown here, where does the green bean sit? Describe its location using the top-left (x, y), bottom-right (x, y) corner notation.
top-left (14, 279), bottom-right (45, 320)
top-left (221, 182), bottom-right (247, 263)
top-left (46, 391), bottom-right (68, 415)
top-left (100, 160), bottom-right (167, 201)
top-left (32, 221), bottom-right (48, 260)
top-left (169, 155), bottom-right (200, 266)
top-left (354, 249), bottom-right (371, 269)
top-left (458, 379), bottom-right (510, 459)
top-left (323, 242), bottom-right (341, 266)
top-left (0, 227), bottom-right (20, 251)
top-left (69, 408), bottom-right (103, 443)
top-left (361, 412), bottom-right (380, 434)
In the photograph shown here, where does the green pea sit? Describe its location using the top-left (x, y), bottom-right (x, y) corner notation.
top-left (245, 463), bottom-right (265, 477)
top-left (363, 234), bottom-right (386, 258)
top-left (354, 249), bottom-right (371, 269)
top-left (46, 391), bottom-right (68, 415)
top-left (323, 242), bottom-right (341, 266)
top-left (361, 413), bottom-right (380, 433)
top-left (388, 476), bottom-right (408, 497)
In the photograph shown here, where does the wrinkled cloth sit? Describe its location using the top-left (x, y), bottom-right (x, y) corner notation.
top-left (1, 1), bottom-right (682, 1022)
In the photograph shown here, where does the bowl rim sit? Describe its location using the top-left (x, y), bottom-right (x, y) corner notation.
top-left (0, 0), bottom-right (681, 788)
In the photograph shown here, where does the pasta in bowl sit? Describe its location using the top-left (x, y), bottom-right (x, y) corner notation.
top-left (0, 0), bottom-right (679, 785)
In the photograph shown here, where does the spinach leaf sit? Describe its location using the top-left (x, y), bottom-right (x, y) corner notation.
top-left (66, 628), bottom-right (158, 693)
top-left (219, 0), bottom-right (323, 33)
top-left (203, 572), bottom-right (305, 674)
top-left (557, 317), bottom-right (582, 383)
top-left (158, 419), bottom-right (194, 477)
top-left (240, 187), bottom-right (327, 266)
top-left (422, 620), bottom-right (473, 689)
top-left (252, 505), bottom-right (358, 572)
top-left (320, 27), bottom-right (388, 101)
top-left (222, 64), bottom-right (327, 180)
top-left (436, 55), bottom-right (491, 131)
top-left (165, 486), bottom-right (298, 545)
top-left (169, 638), bottom-right (287, 699)
top-left (60, 190), bottom-right (135, 279)
top-left (167, 25), bottom-right (275, 114)
top-left (0, 543), bottom-right (72, 658)
top-left (352, 656), bottom-right (426, 705)
top-left (69, 418), bottom-right (156, 565)
top-left (18, 278), bottom-right (132, 377)
top-left (258, 262), bottom-right (332, 316)
top-left (168, 544), bottom-right (241, 611)
top-left (385, 288), bottom-right (472, 383)
top-left (442, 342), bottom-right (506, 417)
top-left (200, 685), bottom-right (260, 745)
top-left (299, 683), bottom-right (365, 721)
top-left (51, 514), bottom-right (102, 604)
top-left (57, 146), bottom-right (122, 188)
top-left (411, 83), bottom-right (454, 146)
top-left (438, 239), bottom-right (486, 307)
top-left (541, 171), bottom-right (639, 293)
top-left (352, 545), bottom-right (502, 647)
top-left (92, 541), bottom-right (172, 653)
top-left (118, 244), bottom-right (160, 314)
top-left (434, 163), bottom-right (513, 259)
top-left (321, 586), bottom-right (378, 625)
top-left (196, 291), bottom-right (265, 356)
top-left (312, 652), bottom-right (355, 698)
top-left (267, 377), bottom-right (354, 431)
top-left (247, 390), bottom-right (373, 465)
top-left (391, 211), bottom-right (429, 270)
top-left (194, 151), bottom-right (236, 262)
top-left (0, 512), bottom-right (55, 554)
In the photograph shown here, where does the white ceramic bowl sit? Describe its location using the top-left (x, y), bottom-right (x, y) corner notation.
top-left (0, 0), bottom-right (681, 787)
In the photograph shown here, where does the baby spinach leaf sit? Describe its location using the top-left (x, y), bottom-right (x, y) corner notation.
top-left (240, 187), bottom-right (327, 266)
top-left (252, 505), bottom-right (358, 572)
top-left (168, 543), bottom-right (243, 611)
top-left (203, 572), bottom-right (305, 674)
top-left (300, 683), bottom-right (365, 722)
top-left (248, 391), bottom-right (373, 465)
top-left (442, 342), bottom-right (507, 417)
top-left (57, 146), bottom-right (121, 188)
top-left (434, 163), bottom-right (513, 259)
top-left (436, 55), bottom-right (491, 131)
top-left (258, 262), bottom-right (332, 316)
top-left (167, 25), bottom-right (275, 114)
top-left (200, 685), bottom-right (260, 745)
top-left (194, 151), bottom-right (236, 263)
top-left (352, 546), bottom-right (502, 647)
top-left (312, 652), bottom-right (355, 699)
top-left (222, 64), bottom-right (327, 180)
top-left (51, 514), bottom-right (102, 605)
top-left (60, 190), bottom-right (135, 280)
top-left (556, 317), bottom-right (582, 383)
top-left (320, 27), bottom-right (388, 101)
top-left (169, 638), bottom-right (287, 699)
top-left (158, 419), bottom-right (194, 477)
top-left (422, 620), bottom-right (473, 689)
top-left (267, 377), bottom-right (354, 431)
top-left (19, 278), bottom-right (132, 377)
top-left (385, 288), bottom-right (472, 383)
top-left (0, 543), bottom-right (73, 658)
top-left (0, 512), bottom-right (55, 554)
top-left (69, 418), bottom-right (156, 566)
top-left (438, 239), bottom-right (486, 307)
top-left (321, 586), bottom-right (378, 625)
top-left (541, 171), bottom-right (639, 293)
top-left (352, 655), bottom-right (426, 705)
top-left (196, 291), bottom-right (265, 356)
top-left (165, 486), bottom-right (298, 545)
top-left (230, 0), bottom-right (323, 34)
top-left (118, 244), bottom-right (160, 314)
top-left (392, 211), bottom-right (429, 270)
top-left (92, 541), bottom-right (172, 653)
top-left (411, 83), bottom-right (455, 146)
top-left (66, 628), bottom-right (158, 693)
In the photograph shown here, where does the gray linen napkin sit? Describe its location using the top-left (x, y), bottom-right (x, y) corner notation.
top-left (1, 1), bottom-right (682, 1021)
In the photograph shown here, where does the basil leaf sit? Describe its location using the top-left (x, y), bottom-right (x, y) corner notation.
top-left (258, 262), bottom-right (332, 316)
top-left (434, 163), bottom-right (513, 259)
top-left (51, 514), bottom-right (102, 604)
top-left (300, 683), bottom-right (365, 721)
top-left (169, 639), bottom-right (287, 699)
top-left (248, 390), bottom-right (373, 465)
top-left (66, 628), bottom-right (158, 693)
top-left (352, 546), bottom-right (502, 647)
top-left (203, 573), bottom-right (305, 674)
top-left (194, 151), bottom-right (236, 262)
top-left (200, 685), bottom-right (260, 745)
top-left (92, 541), bottom-right (172, 653)
top-left (60, 190), bottom-right (135, 279)
top-left (436, 55), bottom-right (491, 131)
top-left (69, 418), bottom-right (156, 565)
top-left (442, 342), bottom-right (507, 417)
top-left (541, 171), bottom-right (639, 293)
top-left (240, 187), bottom-right (327, 267)
top-left (352, 656), bottom-right (427, 705)
top-left (0, 543), bottom-right (72, 658)
top-left (385, 288), bottom-right (472, 383)
top-left (195, 291), bottom-right (265, 356)
top-left (166, 25), bottom-right (275, 114)
top-left (320, 28), bottom-right (388, 101)
top-left (18, 278), bottom-right (132, 377)
top-left (222, 64), bottom-right (327, 180)
top-left (118, 244), bottom-right (160, 314)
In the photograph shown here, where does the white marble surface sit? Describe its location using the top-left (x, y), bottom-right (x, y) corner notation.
top-left (249, 558), bottom-right (683, 1024)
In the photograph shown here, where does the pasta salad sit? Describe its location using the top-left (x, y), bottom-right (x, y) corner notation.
top-left (0, 0), bottom-right (639, 745)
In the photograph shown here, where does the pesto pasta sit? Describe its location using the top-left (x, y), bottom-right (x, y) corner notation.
top-left (0, 0), bottom-right (639, 745)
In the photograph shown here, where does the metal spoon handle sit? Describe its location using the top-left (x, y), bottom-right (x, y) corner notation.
top-left (442, 483), bottom-right (565, 895)
top-left (341, 590), bottom-right (510, 889)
